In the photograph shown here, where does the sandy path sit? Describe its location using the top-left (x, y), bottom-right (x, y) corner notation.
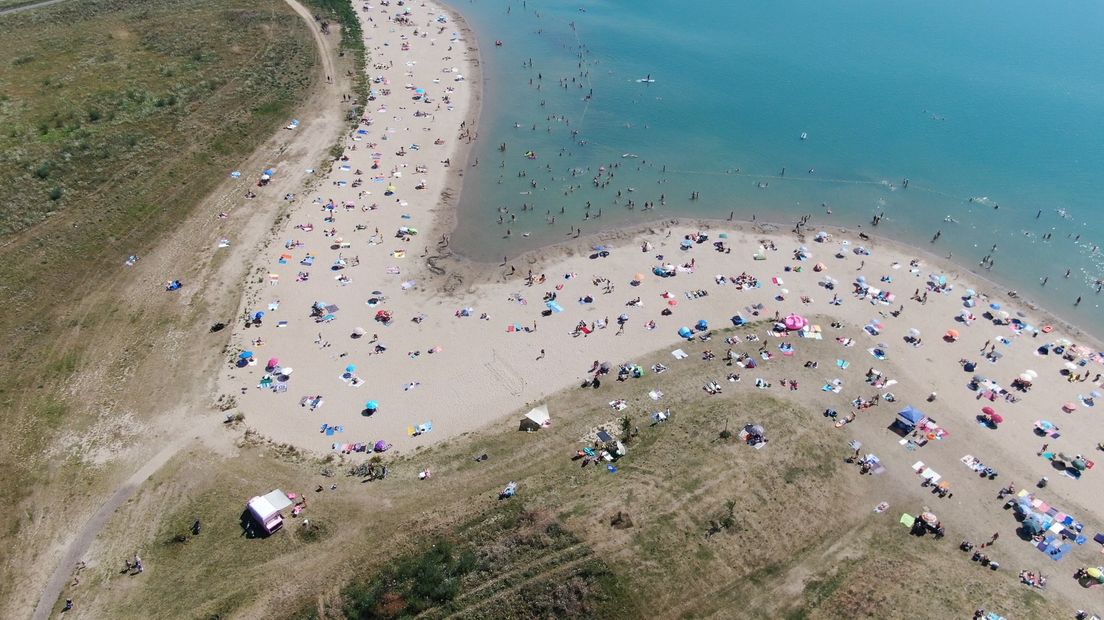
top-left (29, 442), bottom-right (182, 620)
top-left (25, 2), bottom-right (347, 617)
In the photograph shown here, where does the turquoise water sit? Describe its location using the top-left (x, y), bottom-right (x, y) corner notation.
top-left (445, 0), bottom-right (1104, 331)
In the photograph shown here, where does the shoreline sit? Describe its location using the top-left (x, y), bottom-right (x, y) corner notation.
top-left (430, 0), bottom-right (1102, 342)
top-left (439, 211), bottom-right (1103, 351)
top-left (425, 13), bottom-right (1100, 347)
top-left (219, 0), bottom-right (1102, 463)
top-left (418, 0), bottom-right (483, 254)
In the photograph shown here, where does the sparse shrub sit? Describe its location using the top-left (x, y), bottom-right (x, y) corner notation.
top-left (48, 186), bottom-right (62, 201)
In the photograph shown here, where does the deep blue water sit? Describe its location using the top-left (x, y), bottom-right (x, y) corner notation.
top-left (443, 0), bottom-right (1104, 331)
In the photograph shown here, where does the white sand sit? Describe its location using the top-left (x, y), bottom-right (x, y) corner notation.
top-left (220, 0), bottom-right (1103, 524)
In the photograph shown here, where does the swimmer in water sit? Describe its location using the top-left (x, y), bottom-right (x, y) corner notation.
top-left (944, 215), bottom-right (958, 224)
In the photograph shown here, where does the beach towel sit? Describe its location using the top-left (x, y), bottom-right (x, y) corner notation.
top-left (648, 390), bottom-right (664, 401)
top-left (836, 359), bottom-right (849, 369)
top-left (1049, 543), bottom-right (1072, 560)
top-left (671, 349), bottom-right (688, 359)
top-left (899, 513), bottom-right (915, 528)
top-left (546, 300), bottom-right (564, 313)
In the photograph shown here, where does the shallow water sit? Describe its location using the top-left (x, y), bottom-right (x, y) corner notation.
top-left (443, 0), bottom-right (1104, 332)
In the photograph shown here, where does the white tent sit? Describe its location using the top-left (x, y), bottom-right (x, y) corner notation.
top-left (520, 404), bottom-right (550, 431)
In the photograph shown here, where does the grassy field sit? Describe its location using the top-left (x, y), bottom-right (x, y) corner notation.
top-left (0, 0), bottom-right (329, 611)
top-left (71, 329), bottom-right (1070, 619)
top-left (0, 0), bottom-right (315, 501)
top-left (0, 0), bottom-right (42, 11)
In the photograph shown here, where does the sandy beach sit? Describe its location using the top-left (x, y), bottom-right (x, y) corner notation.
top-left (217, 0), bottom-right (1104, 581)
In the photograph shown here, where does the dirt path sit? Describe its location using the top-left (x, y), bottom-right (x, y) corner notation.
top-left (29, 442), bottom-right (183, 620)
top-left (0, 0), bottom-right (65, 17)
top-left (27, 2), bottom-right (348, 617)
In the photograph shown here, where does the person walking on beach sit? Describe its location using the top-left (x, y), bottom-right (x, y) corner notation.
top-left (1038, 443), bottom-right (1049, 456)
top-left (537, 349), bottom-right (545, 360)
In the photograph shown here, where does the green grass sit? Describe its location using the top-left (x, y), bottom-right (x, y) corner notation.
top-left (0, 0), bottom-right (322, 609)
top-left (0, 0), bottom-right (315, 483)
top-left (0, 0), bottom-right (41, 11)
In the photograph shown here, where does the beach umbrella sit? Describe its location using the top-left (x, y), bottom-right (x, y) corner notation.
top-left (989, 303), bottom-right (1001, 310)
top-left (633, 273), bottom-right (645, 282)
top-left (920, 512), bottom-right (938, 525)
top-left (280, 367), bottom-right (293, 375)
top-left (988, 412), bottom-right (1004, 424)
top-left (365, 400), bottom-right (379, 411)
top-left (745, 424), bottom-right (766, 436)
top-left (239, 351), bottom-right (254, 359)
top-left (1023, 513), bottom-right (1046, 535)
top-left (254, 311), bottom-right (265, 320)
top-left (907, 328), bottom-right (921, 338)
top-left (1064, 361), bottom-right (1079, 371)
top-left (374, 440), bottom-right (390, 452)
top-left (945, 329), bottom-right (960, 341)
top-left (345, 364), bottom-right (357, 373)
top-left (997, 310), bottom-right (1010, 320)
top-left (965, 289), bottom-right (976, 298)
top-left (1063, 402), bottom-right (1078, 412)
top-left (1086, 567), bottom-right (1104, 582)
top-left (599, 361), bottom-right (612, 372)
top-left (1025, 370), bottom-right (1039, 379)
top-left (1018, 373), bottom-right (1034, 383)
top-left (353, 326), bottom-right (366, 337)
top-left (982, 406), bottom-right (996, 416)
top-left (784, 314), bottom-right (807, 330)
top-left (267, 358), bottom-right (280, 368)
top-left (668, 299), bottom-right (678, 306)
top-left (1073, 458), bottom-right (1088, 471)
top-left (680, 239), bottom-right (693, 249)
